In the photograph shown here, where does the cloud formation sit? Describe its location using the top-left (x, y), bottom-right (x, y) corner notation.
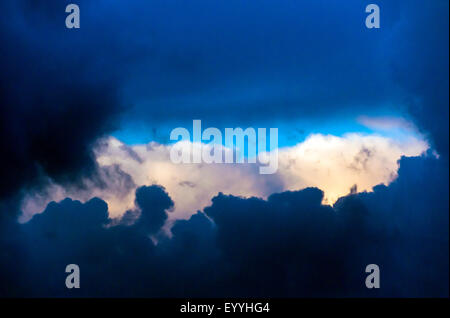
top-left (0, 0), bottom-right (447, 298)
top-left (0, 0), bottom-right (125, 201)
top-left (20, 132), bottom-right (427, 223)
top-left (1, 155), bottom-right (447, 297)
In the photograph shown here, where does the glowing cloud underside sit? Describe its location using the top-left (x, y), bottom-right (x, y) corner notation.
top-left (20, 133), bottom-right (428, 224)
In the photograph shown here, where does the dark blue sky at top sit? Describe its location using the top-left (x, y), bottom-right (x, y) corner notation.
top-left (3, 0), bottom-right (446, 148)
top-left (113, 0), bottom-right (409, 143)
top-left (102, 0), bottom-right (448, 149)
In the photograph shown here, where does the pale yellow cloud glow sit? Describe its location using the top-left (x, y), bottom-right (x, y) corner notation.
top-left (20, 132), bottom-right (428, 224)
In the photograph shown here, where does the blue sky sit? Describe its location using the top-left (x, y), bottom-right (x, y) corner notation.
top-left (90, 0), bottom-right (446, 151)
top-left (4, 0), bottom-right (445, 149)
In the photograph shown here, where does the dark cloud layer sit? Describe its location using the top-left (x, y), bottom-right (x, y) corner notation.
top-left (106, 0), bottom-right (447, 154)
top-left (0, 0), bottom-right (126, 200)
top-left (0, 155), bottom-right (447, 297)
top-left (3, 1), bottom-right (447, 147)
top-left (388, 0), bottom-right (449, 157)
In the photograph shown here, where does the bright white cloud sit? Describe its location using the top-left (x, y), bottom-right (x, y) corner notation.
top-left (20, 132), bottom-right (428, 225)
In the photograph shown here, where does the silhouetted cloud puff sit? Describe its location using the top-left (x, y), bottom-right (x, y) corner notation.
top-left (0, 155), bottom-right (447, 297)
top-left (133, 185), bottom-right (174, 234)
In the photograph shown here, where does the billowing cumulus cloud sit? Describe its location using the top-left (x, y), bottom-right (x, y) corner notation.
top-left (277, 133), bottom-right (427, 204)
top-left (20, 132), bottom-right (427, 223)
top-left (1, 155), bottom-right (447, 297)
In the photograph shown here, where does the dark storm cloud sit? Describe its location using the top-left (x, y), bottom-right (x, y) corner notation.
top-left (117, 0), bottom-right (403, 124)
top-left (0, 0), bottom-right (129, 200)
top-left (4, 0), bottom-right (443, 150)
top-left (106, 0), bottom-right (447, 156)
top-left (0, 155), bottom-right (447, 297)
top-left (387, 0), bottom-right (449, 157)
top-left (1, 0), bottom-right (448, 203)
